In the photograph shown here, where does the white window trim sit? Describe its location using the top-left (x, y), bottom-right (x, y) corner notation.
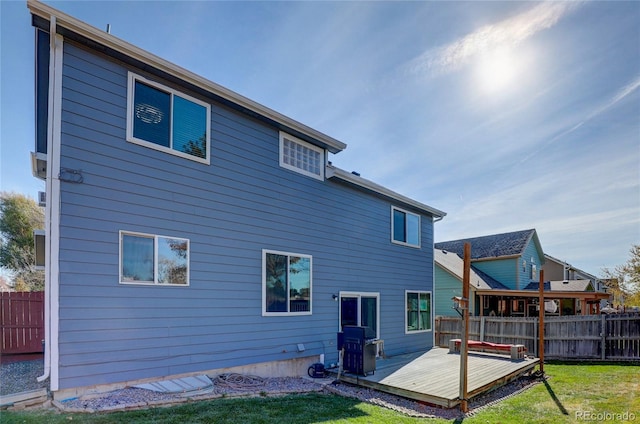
top-left (119, 230), bottom-right (190, 286)
top-left (279, 131), bottom-right (325, 180)
top-left (405, 290), bottom-right (432, 334)
top-left (262, 249), bottom-right (313, 316)
top-left (391, 206), bottom-right (421, 248)
top-left (126, 72), bottom-right (211, 164)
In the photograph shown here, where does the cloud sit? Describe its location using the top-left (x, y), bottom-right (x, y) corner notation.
top-left (435, 147), bottom-right (639, 274)
top-left (567, 74), bottom-right (640, 133)
top-left (403, 2), bottom-right (581, 78)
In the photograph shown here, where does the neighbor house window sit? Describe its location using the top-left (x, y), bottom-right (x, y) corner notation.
top-left (263, 250), bottom-right (312, 315)
top-left (279, 132), bottom-right (324, 180)
top-left (392, 206), bottom-right (420, 247)
top-left (406, 291), bottom-right (431, 333)
top-left (120, 231), bottom-right (189, 286)
top-left (127, 72), bottom-right (210, 163)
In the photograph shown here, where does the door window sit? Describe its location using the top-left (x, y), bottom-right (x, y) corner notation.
top-left (339, 292), bottom-right (379, 339)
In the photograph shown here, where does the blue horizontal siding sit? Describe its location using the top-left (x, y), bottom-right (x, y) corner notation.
top-left (55, 41), bottom-right (436, 390)
top-left (473, 258), bottom-right (519, 290)
top-left (519, 239), bottom-right (543, 289)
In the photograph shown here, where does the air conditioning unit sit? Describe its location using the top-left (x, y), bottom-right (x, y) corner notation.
top-left (38, 191), bottom-right (46, 207)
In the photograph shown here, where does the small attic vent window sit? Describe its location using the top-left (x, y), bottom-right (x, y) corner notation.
top-left (279, 132), bottom-right (324, 180)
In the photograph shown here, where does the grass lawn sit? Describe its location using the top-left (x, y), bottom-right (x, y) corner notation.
top-left (2, 363), bottom-right (638, 424)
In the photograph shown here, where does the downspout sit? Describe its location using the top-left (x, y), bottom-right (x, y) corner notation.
top-left (37, 16), bottom-right (62, 391)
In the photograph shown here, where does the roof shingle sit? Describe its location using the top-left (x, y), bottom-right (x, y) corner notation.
top-left (435, 229), bottom-right (536, 260)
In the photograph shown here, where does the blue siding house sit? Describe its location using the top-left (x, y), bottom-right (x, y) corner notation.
top-left (434, 229), bottom-right (608, 317)
top-left (435, 229), bottom-right (544, 317)
top-left (28, 1), bottom-right (445, 398)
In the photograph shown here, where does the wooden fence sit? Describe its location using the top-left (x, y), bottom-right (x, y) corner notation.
top-left (0, 291), bottom-right (44, 354)
top-left (435, 314), bottom-right (640, 361)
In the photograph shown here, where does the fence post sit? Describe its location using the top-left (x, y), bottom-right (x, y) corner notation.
top-left (534, 318), bottom-right (538, 357)
top-left (480, 316), bottom-right (485, 342)
top-left (601, 314), bottom-right (606, 360)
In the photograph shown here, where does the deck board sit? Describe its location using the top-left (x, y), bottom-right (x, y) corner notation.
top-left (336, 347), bottom-right (538, 408)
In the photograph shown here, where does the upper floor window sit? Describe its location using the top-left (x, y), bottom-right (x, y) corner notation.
top-left (263, 249), bottom-right (312, 316)
top-left (279, 132), bottom-right (324, 180)
top-left (127, 72), bottom-right (210, 164)
top-left (392, 206), bottom-right (420, 248)
top-left (530, 257), bottom-right (537, 280)
top-left (120, 231), bottom-right (189, 286)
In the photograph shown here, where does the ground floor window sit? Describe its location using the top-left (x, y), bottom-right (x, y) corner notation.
top-left (262, 250), bottom-right (312, 316)
top-left (406, 291), bottom-right (431, 333)
top-left (120, 231), bottom-right (189, 286)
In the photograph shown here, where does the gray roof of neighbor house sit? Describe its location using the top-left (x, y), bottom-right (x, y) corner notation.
top-left (435, 229), bottom-right (540, 260)
top-left (543, 254), bottom-right (601, 281)
top-left (434, 249), bottom-right (509, 290)
top-left (523, 280), bottom-right (595, 292)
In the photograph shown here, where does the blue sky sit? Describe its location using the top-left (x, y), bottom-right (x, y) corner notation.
top-left (1, 1), bottom-right (638, 277)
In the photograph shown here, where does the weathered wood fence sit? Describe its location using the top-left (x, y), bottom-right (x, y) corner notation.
top-left (0, 291), bottom-right (44, 354)
top-left (435, 314), bottom-right (640, 361)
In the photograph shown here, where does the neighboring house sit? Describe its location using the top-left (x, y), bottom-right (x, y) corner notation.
top-left (542, 254), bottom-right (609, 308)
top-left (521, 280), bottom-right (605, 315)
top-left (434, 229), bottom-right (608, 317)
top-left (28, 1), bottom-right (445, 399)
top-left (433, 249), bottom-right (509, 317)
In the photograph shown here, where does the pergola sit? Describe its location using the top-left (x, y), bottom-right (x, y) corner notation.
top-left (474, 288), bottom-right (610, 317)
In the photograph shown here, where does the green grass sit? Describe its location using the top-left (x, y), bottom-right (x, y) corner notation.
top-left (2, 364), bottom-right (638, 423)
top-left (464, 363), bottom-right (639, 424)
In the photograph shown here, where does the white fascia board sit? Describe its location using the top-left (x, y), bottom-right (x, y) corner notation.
top-left (326, 165), bottom-right (446, 219)
top-left (26, 0), bottom-right (347, 154)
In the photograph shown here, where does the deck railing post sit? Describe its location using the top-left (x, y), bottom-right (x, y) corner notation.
top-left (538, 270), bottom-right (544, 374)
top-left (459, 242), bottom-right (471, 413)
top-left (531, 318), bottom-right (536, 355)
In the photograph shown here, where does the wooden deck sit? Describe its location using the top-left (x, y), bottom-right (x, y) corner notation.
top-left (336, 347), bottom-right (539, 408)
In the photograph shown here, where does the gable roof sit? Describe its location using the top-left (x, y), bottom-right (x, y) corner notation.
top-left (435, 249), bottom-right (509, 290)
top-left (544, 254), bottom-right (600, 282)
top-left (523, 279), bottom-right (595, 292)
top-left (435, 229), bottom-right (542, 261)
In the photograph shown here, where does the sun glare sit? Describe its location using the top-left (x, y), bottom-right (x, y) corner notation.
top-left (475, 47), bottom-right (521, 95)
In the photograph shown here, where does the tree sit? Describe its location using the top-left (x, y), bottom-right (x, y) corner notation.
top-left (0, 192), bottom-right (45, 291)
top-left (601, 244), bottom-right (640, 307)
